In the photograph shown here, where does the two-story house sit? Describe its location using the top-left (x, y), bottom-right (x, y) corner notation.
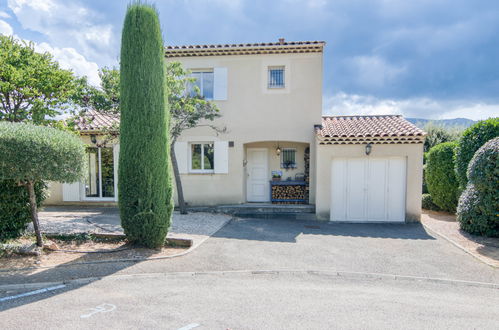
top-left (45, 39), bottom-right (425, 222)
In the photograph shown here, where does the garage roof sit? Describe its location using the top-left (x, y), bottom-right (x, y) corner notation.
top-left (316, 115), bottom-right (426, 145)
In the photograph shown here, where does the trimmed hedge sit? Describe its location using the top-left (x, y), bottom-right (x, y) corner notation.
top-left (0, 180), bottom-right (46, 241)
top-left (425, 142), bottom-right (460, 212)
top-left (422, 193), bottom-right (441, 211)
top-left (457, 138), bottom-right (499, 237)
top-left (455, 118), bottom-right (499, 189)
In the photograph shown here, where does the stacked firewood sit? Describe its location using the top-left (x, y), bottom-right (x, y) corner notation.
top-left (271, 185), bottom-right (306, 201)
top-left (304, 147), bottom-right (310, 202)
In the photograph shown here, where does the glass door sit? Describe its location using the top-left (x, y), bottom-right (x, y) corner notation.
top-left (85, 147), bottom-right (115, 200)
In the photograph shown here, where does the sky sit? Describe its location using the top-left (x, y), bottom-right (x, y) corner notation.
top-left (0, 0), bottom-right (498, 120)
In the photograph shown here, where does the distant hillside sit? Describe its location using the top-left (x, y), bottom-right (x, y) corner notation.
top-left (407, 118), bottom-right (476, 128)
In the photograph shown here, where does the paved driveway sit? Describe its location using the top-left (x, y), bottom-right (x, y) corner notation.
top-left (2, 215), bottom-right (497, 285)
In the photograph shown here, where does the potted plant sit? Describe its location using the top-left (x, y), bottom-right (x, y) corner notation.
top-left (272, 171), bottom-right (282, 181)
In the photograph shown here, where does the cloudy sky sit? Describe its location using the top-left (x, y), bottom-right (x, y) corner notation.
top-left (0, 0), bottom-right (498, 120)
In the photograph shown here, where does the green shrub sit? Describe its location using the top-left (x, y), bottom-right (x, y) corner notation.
top-left (467, 137), bottom-right (499, 193)
top-left (422, 193), bottom-right (441, 211)
top-left (119, 3), bottom-right (173, 248)
top-left (425, 142), bottom-right (460, 212)
top-left (457, 138), bottom-right (499, 237)
top-left (0, 180), bottom-right (46, 242)
top-left (455, 118), bottom-right (499, 189)
top-left (457, 185), bottom-right (498, 237)
top-left (0, 122), bottom-right (86, 245)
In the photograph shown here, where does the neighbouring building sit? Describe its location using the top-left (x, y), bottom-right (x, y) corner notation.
top-left (45, 39), bottom-right (426, 222)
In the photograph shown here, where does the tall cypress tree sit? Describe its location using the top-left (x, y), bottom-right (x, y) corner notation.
top-left (119, 3), bottom-right (173, 248)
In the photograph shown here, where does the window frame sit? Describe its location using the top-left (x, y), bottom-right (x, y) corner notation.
top-left (83, 146), bottom-right (116, 201)
top-left (268, 66), bottom-right (285, 89)
top-left (189, 142), bottom-right (215, 173)
top-left (280, 148), bottom-right (297, 169)
top-left (189, 70), bottom-right (214, 100)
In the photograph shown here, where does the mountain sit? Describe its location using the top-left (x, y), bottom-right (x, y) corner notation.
top-left (406, 118), bottom-right (476, 128)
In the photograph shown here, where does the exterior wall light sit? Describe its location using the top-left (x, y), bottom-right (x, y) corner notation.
top-left (90, 134), bottom-right (97, 144)
top-left (276, 145), bottom-right (281, 156)
top-left (365, 143), bottom-right (372, 155)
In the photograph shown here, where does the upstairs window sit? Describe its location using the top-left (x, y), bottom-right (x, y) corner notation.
top-left (189, 71), bottom-right (214, 99)
top-left (268, 66), bottom-right (285, 88)
top-left (281, 148), bottom-right (297, 169)
top-left (190, 142), bottom-right (214, 172)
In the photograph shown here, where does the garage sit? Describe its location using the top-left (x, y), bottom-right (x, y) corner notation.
top-left (330, 157), bottom-right (406, 222)
top-left (314, 115), bottom-right (426, 222)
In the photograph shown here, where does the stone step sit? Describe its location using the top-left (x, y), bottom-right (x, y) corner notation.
top-left (187, 203), bottom-right (316, 220)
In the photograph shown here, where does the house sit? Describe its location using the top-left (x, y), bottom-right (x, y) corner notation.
top-left (45, 39), bottom-right (426, 222)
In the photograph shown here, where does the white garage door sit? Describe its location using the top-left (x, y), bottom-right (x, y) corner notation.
top-left (330, 157), bottom-right (406, 222)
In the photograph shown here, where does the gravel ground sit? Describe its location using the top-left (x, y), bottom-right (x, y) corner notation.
top-left (421, 210), bottom-right (499, 267)
top-left (34, 207), bottom-right (232, 247)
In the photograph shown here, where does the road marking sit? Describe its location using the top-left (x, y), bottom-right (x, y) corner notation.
top-left (177, 323), bottom-right (200, 330)
top-left (0, 284), bottom-right (66, 302)
top-left (80, 303), bottom-right (117, 319)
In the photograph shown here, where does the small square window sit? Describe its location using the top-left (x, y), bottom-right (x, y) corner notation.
top-left (190, 142), bottom-right (214, 172)
top-left (281, 148), bottom-right (297, 169)
top-left (268, 66), bottom-right (285, 88)
top-left (188, 71), bottom-right (214, 99)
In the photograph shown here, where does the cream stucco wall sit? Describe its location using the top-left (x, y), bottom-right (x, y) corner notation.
top-left (170, 52), bottom-right (323, 206)
top-left (315, 143), bottom-right (424, 222)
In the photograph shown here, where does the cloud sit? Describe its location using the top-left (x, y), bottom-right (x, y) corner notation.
top-left (344, 55), bottom-right (407, 90)
top-left (324, 93), bottom-right (498, 121)
top-left (35, 42), bottom-right (101, 86)
top-left (0, 20), bottom-right (13, 35)
top-left (0, 11), bottom-right (11, 19)
top-left (7, 0), bottom-right (116, 66)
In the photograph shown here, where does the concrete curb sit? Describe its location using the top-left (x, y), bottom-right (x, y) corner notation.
top-left (1, 269), bottom-right (498, 292)
top-left (422, 222), bottom-right (498, 269)
top-left (0, 217), bottom-right (233, 274)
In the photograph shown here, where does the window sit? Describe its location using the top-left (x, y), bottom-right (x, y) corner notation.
top-left (281, 148), bottom-right (297, 169)
top-left (189, 71), bottom-right (214, 99)
top-left (190, 142), bottom-right (214, 172)
top-left (85, 147), bottom-right (115, 198)
top-left (268, 66), bottom-right (285, 88)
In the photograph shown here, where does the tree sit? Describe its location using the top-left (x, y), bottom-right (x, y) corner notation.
top-left (119, 3), bottom-right (173, 248)
top-left (0, 35), bottom-right (87, 125)
top-left (81, 62), bottom-right (221, 214)
top-left (80, 67), bottom-right (120, 113)
top-left (0, 122), bottom-right (86, 246)
top-left (166, 62), bottom-right (222, 213)
top-left (423, 122), bottom-right (462, 153)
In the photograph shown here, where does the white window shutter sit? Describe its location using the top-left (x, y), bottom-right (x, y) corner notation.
top-left (174, 142), bottom-right (188, 174)
top-left (213, 67), bottom-right (227, 100)
top-left (214, 141), bottom-right (229, 174)
top-left (62, 182), bottom-right (80, 201)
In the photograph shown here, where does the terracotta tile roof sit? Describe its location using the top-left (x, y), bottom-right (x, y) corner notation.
top-left (165, 39), bottom-right (325, 58)
top-left (316, 115), bottom-right (426, 145)
top-left (73, 110), bottom-right (119, 132)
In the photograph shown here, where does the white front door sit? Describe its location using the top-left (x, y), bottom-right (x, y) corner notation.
top-left (331, 157), bottom-right (406, 222)
top-left (246, 148), bottom-right (269, 202)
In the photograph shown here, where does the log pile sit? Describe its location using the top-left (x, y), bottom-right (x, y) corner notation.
top-left (271, 184), bottom-right (307, 203)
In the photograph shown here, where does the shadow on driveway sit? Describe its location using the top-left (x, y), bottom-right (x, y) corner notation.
top-left (214, 218), bottom-right (436, 243)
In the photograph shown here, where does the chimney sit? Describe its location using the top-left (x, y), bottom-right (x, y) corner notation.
top-left (278, 38), bottom-right (285, 45)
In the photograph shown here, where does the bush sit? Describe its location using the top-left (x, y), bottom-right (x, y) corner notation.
top-left (455, 118), bottom-right (499, 189)
top-left (119, 4), bottom-right (173, 248)
top-left (467, 137), bottom-right (499, 193)
top-left (423, 122), bottom-right (462, 153)
top-left (422, 193), bottom-right (441, 211)
top-left (457, 185), bottom-right (498, 237)
top-left (425, 142), bottom-right (460, 212)
top-left (457, 138), bottom-right (499, 237)
top-left (0, 180), bottom-right (46, 242)
top-left (0, 122), bottom-right (86, 245)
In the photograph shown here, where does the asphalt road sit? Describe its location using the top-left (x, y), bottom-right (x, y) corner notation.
top-left (1, 218), bottom-right (498, 329)
top-left (1, 272), bottom-right (498, 329)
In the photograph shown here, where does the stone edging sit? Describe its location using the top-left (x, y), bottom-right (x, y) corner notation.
top-left (422, 222), bottom-right (498, 269)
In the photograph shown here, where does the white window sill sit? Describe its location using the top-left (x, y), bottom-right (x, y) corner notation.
top-left (188, 170), bottom-right (215, 174)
